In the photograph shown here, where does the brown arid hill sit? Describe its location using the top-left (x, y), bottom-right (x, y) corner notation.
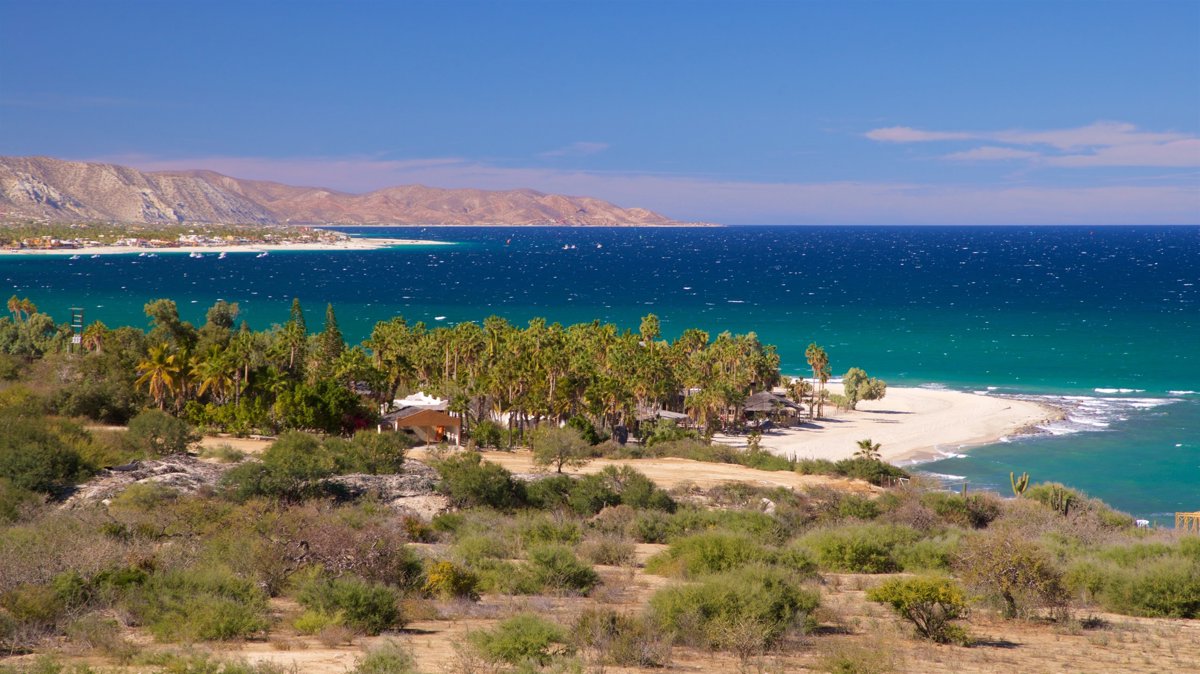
top-left (0, 156), bottom-right (691, 226)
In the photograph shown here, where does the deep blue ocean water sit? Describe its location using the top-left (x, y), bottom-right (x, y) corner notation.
top-left (3, 225), bottom-right (1197, 521)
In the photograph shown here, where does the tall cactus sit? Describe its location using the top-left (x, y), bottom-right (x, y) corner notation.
top-left (1010, 471), bottom-right (1029, 497)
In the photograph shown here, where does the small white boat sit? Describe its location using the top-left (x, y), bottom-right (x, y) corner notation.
top-left (70, 254), bottom-right (80, 260)
top-left (90, 254), bottom-right (100, 258)
top-left (596, 243), bottom-right (603, 249)
top-left (138, 252), bottom-right (147, 257)
top-left (190, 252), bottom-right (203, 259)
top-left (562, 244), bottom-right (570, 250)
top-left (256, 251), bottom-right (269, 258)
top-left (218, 252), bottom-right (227, 259)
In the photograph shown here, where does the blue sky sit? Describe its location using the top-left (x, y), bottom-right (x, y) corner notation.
top-left (2, 0), bottom-right (1198, 224)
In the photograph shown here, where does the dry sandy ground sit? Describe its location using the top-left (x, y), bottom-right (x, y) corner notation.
top-left (11, 561), bottom-right (1197, 674)
top-left (0, 238), bottom-right (449, 256)
top-left (409, 447), bottom-right (879, 494)
top-left (716, 385), bottom-right (1060, 465)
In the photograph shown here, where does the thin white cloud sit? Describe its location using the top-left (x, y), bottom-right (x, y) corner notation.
top-left (864, 127), bottom-right (972, 143)
top-left (866, 121), bottom-right (1200, 168)
top-left (84, 153), bottom-right (1200, 225)
top-left (944, 146), bottom-right (1042, 161)
top-left (539, 141), bottom-right (610, 158)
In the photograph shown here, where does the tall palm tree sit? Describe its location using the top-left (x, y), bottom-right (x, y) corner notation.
top-left (135, 343), bottom-right (180, 410)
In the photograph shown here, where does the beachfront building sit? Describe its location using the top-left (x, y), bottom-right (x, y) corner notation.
top-left (378, 392), bottom-right (461, 445)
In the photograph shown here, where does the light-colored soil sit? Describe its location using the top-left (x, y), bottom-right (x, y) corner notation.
top-left (715, 385), bottom-right (1061, 464)
top-left (410, 447), bottom-right (880, 494)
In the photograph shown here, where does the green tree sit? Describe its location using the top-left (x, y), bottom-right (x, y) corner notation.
top-left (530, 425), bottom-right (593, 474)
top-left (843, 367), bottom-right (887, 410)
top-left (135, 343), bottom-right (181, 410)
top-left (805, 343), bottom-right (830, 418)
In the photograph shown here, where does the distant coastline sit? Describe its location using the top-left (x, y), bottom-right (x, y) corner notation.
top-left (0, 237), bottom-right (450, 257)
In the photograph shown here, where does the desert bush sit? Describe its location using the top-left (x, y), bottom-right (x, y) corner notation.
top-left (835, 494), bottom-right (881, 520)
top-left (122, 567), bottom-right (269, 641)
top-left (468, 613), bottom-right (569, 666)
top-left (921, 492), bottom-right (1001, 529)
top-left (955, 528), bottom-right (1068, 619)
top-left (867, 575), bottom-right (970, 644)
top-left (516, 513), bottom-right (582, 547)
top-left (293, 608), bottom-right (344, 635)
top-left (197, 444), bottom-right (245, 463)
top-left (893, 532), bottom-right (962, 571)
top-left (296, 574), bottom-right (403, 635)
top-left (433, 452), bottom-right (524, 509)
top-left (422, 561), bottom-right (480, 600)
top-left (1064, 539), bottom-right (1200, 618)
top-left (524, 545), bottom-right (599, 595)
top-left (578, 536), bottom-right (636, 566)
top-left (645, 531), bottom-right (814, 578)
top-left (529, 425), bottom-right (593, 473)
top-left (795, 458), bottom-right (839, 476)
top-left (0, 415), bottom-right (88, 495)
top-left (327, 431), bottom-right (412, 475)
top-left (352, 640), bottom-right (419, 674)
top-left (469, 420), bottom-right (504, 449)
top-left (125, 410), bottom-right (199, 457)
top-left (832, 457), bottom-right (908, 486)
top-left (649, 564), bottom-right (819, 651)
top-left (796, 524), bottom-right (921, 573)
top-left (0, 479), bottom-right (40, 523)
top-left (598, 465), bottom-right (676, 512)
top-left (572, 608), bottom-right (672, 667)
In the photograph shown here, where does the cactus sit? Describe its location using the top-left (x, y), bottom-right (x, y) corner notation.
top-left (961, 482), bottom-right (969, 497)
top-left (1010, 471), bottom-right (1029, 497)
top-left (1046, 484), bottom-right (1073, 516)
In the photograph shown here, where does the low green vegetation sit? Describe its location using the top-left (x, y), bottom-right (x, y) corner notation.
top-left (867, 575), bottom-right (969, 644)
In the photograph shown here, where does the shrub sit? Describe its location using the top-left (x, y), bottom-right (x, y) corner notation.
top-left (649, 564), bottom-right (819, 651)
top-left (433, 452), bottom-right (524, 509)
top-left (329, 431), bottom-right (412, 475)
top-left (1065, 539), bottom-right (1200, 618)
top-left (0, 479), bottom-right (39, 523)
top-left (836, 494), bottom-right (881, 520)
top-left (572, 608), bottom-right (671, 667)
top-left (296, 575), bottom-right (403, 636)
top-left (294, 609), bottom-right (344, 635)
top-left (645, 532), bottom-right (813, 578)
top-left (469, 613), bottom-right (569, 666)
top-left (598, 465), bottom-right (675, 512)
top-left (578, 536), bottom-right (636, 566)
top-left (525, 545), bottom-right (599, 595)
top-left (516, 513), bottom-right (582, 547)
top-left (797, 524), bottom-right (920, 573)
top-left (125, 410), bottom-right (199, 457)
top-left (422, 561), bottom-right (480, 600)
top-left (470, 420), bottom-right (504, 449)
top-left (867, 575), bottom-right (970, 644)
top-left (122, 567), bottom-right (270, 641)
top-left (795, 458), bottom-right (839, 476)
top-left (833, 458), bottom-right (907, 486)
top-left (893, 533), bottom-right (962, 571)
top-left (955, 529), bottom-right (1068, 619)
top-left (0, 416), bottom-right (87, 495)
top-left (352, 640), bottom-right (419, 674)
top-left (197, 444), bottom-right (245, 463)
top-left (921, 492), bottom-right (1001, 529)
top-left (566, 474), bottom-right (621, 515)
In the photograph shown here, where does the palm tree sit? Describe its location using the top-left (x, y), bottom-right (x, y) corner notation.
top-left (135, 343), bottom-right (180, 410)
top-left (854, 438), bottom-right (882, 462)
top-left (194, 347), bottom-right (236, 404)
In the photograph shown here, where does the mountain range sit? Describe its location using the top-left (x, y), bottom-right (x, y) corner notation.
top-left (0, 156), bottom-right (688, 226)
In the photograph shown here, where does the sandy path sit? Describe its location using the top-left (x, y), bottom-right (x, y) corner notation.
top-left (718, 386), bottom-right (1060, 465)
top-left (409, 447), bottom-right (878, 494)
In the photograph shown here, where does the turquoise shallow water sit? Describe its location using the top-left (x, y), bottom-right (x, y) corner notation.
top-left (2, 225), bottom-right (1197, 521)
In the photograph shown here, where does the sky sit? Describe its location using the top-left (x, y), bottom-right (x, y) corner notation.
top-left (1, 0), bottom-right (1198, 224)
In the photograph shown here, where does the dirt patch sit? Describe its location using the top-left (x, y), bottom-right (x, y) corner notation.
top-left (412, 447), bottom-right (878, 495)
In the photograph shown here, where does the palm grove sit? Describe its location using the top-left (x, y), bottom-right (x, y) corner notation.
top-left (0, 297), bottom-right (886, 442)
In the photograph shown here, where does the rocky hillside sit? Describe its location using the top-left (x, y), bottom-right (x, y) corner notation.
top-left (0, 156), bottom-right (684, 226)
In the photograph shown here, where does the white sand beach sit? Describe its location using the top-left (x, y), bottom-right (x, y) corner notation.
top-left (716, 385), bottom-right (1061, 465)
top-left (0, 237), bottom-right (450, 256)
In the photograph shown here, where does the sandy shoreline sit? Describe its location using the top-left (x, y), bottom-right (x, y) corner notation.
top-left (0, 237), bottom-right (451, 256)
top-left (716, 385), bottom-right (1062, 465)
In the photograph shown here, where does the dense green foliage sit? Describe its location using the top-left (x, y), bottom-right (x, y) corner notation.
top-left (867, 575), bottom-right (969, 644)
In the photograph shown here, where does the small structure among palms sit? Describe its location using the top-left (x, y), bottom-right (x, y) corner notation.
top-left (854, 438), bottom-right (882, 462)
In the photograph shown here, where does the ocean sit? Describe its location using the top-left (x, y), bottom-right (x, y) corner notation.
top-left (3, 225), bottom-right (1197, 522)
